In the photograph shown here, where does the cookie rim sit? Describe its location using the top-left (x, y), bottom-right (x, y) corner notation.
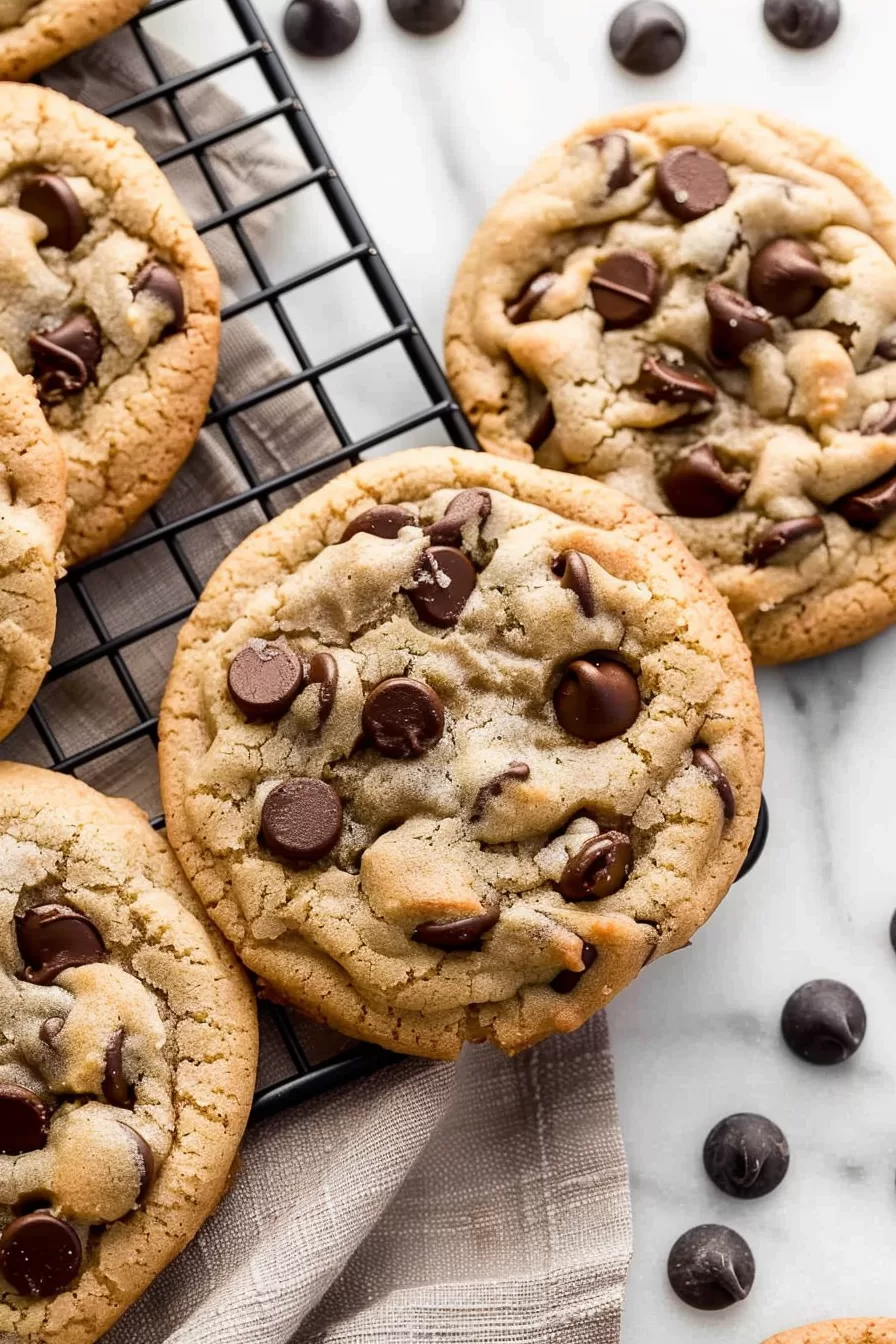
top-left (764, 1321), bottom-right (896, 1344)
top-left (0, 0), bottom-right (148, 82)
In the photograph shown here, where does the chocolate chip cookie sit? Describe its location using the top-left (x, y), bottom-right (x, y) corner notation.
top-left (0, 350), bottom-right (66, 742)
top-left (0, 764), bottom-right (257, 1342)
top-left (446, 105), bottom-right (896, 664)
top-left (158, 447), bottom-right (763, 1060)
top-left (0, 2), bottom-right (147, 82)
top-left (765, 1323), bottom-right (896, 1344)
top-left (0, 82), bottom-right (219, 563)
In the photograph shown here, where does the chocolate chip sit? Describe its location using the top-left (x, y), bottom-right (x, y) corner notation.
top-left (692, 745), bottom-right (736, 821)
top-left (0, 1086), bottom-right (50, 1155)
top-left (559, 831), bottom-right (633, 902)
top-left (471, 763), bottom-right (531, 823)
top-left (705, 282), bottom-right (772, 365)
top-left (308, 651), bottom-right (339, 724)
top-left (554, 657), bottom-right (641, 743)
top-left (825, 319), bottom-right (859, 351)
top-left (736, 793), bottom-right (769, 883)
top-left (407, 546), bottom-right (476, 627)
top-left (748, 238), bottom-right (830, 318)
top-left (261, 778), bottom-right (343, 862)
top-left (426, 488), bottom-right (492, 548)
top-left (552, 550), bottom-right (596, 617)
top-left (228, 642), bottom-right (306, 720)
top-left (663, 445), bottom-right (749, 518)
top-left (0, 1213), bottom-right (82, 1298)
top-left (862, 402), bottom-right (896, 436)
top-left (387, 0), bottom-right (464, 34)
top-left (527, 400), bottom-right (556, 449)
top-left (506, 272), bottom-right (556, 325)
top-left (362, 677), bottom-right (445, 758)
top-left (703, 1113), bottom-right (790, 1200)
top-left (16, 905), bottom-right (105, 985)
top-left (591, 250), bottom-right (660, 327)
top-left (743, 515), bottom-right (825, 567)
top-left (834, 469), bottom-right (896, 530)
top-left (763, 0), bottom-right (839, 49)
top-left (283, 0), bottom-right (361, 55)
top-left (39, 1017), bottom-right (65, 1047)
top-left (103, 1029), bottom-right (133, 1108)
top-left (590, 133), bottom-right (636, 192)
top-left (412, 909), bottom-right (498, 950)
top-left (781, 979), bottom-right (866, 1065)
top-left (667, 1224), bottom-right (755, 1310)
top-left (875, 334), bottom-right (896, 361)
top-left (551, 942), bottom-right (598, 995)
top-left (19, 175), bottom-right (87, 252)
top-left (133, 261), bottom-right (185, 333)
top-left (339, 504), bottom-right (416, 542)
top-left (29, 314), bottom-right (102, 404)
top-left (891, 907), bottom-right (896, 955)
top-left (608, 1), bottom-right (687, 75)
top-left (637, 354), bottom-right (717, 405)
top-left (118, 1124), bottom-right (155, 1205)
top-left (656, 147), bottom-right (731, 222)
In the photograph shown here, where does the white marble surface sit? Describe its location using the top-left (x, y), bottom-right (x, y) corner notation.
top-left (154, 0), bottom-right (896, 1337)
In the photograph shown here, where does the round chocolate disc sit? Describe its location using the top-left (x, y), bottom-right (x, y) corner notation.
top-left (260, 778), bottom-right (343, 862)
top-left (406, 546), bottom-right (477, 628)
top-left (339, 504), bottom-right (416, 543)
top-left (781, 979), bottom-right (866, 1065)
top-left (16, 904), bottom-right (105, 985)
top-left (667, 1224), bottom-right (755, 1310)
top-left (0, 1212), bottom-right (83, 1297)
top-left (608, 1), bottom-right (687, 75)
top-left (590, 249), bottom-right (660, 327)
top-left (703, 1113), bottom-right (790, 1200)
top-left (656, 146), bottom-right (731, 222)
top-left (0, 1085), bottom-right (50, 1155)
top-left (387, 0), bottom-right (465, 35)
top-left (228, 642), bottom-right (306, 720)
top-left (559, 832), bottom-right (633, 902)
top-left (283, 0), bottom-right (361, 56)
top-left (763, 0), bottom-right (840, 49)
top-left (19, 175), bottom-right (87, 252)
top-left (553, 658), bottom-right (641, 743)
top-left (362, 677), bottom-right (445, 758)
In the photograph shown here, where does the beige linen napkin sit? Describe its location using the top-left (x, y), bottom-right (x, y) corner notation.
top-left (8, 21), bottom-right (634, 1341)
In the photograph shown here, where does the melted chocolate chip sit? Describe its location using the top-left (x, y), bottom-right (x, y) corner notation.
top-left (29, 314), bottom-right (102, 404)
top-left (875, 334), bottom-right (896, 361)
top-left (387, 0), bottom-right (465, 35)
top-left (339, 504), bottom-right (416, 543)
top-left (260, 778), bottom-right (343, 862)
top-left (39, 1017), bottom-right (65, 1047)
top-left (608, 1), bottom-right (686, 75)
top-left (743, 515), bottom-right (825, 567)
top-left (407, 546), bottom-right (476, 627)
top-left (590, 133), bottom-right (636, 192)
top-left (863, 402), bottom-right (896, 436)
top-left (308, 651), bottom-right (339, 724)
top-left (591, 250), bottom-right (660, 327)
top-left (412, 909), bottom-right (498, 950)
top-left (781, 979), bottom-right (866, 1065)
top-left (471, 763), bottom-right (531, 823)
top-left (118, 1124), bottom-right (155, 1205)
top-left (552, 550), bottom-right (596, 617)
top-left (283, 0), bottom-right (361, 56)
top-left (16, 904), bottom-right (105, 985)
top-left (554, 657), bottom-right (641, 743)
top-left (506, 271), bottom-right (556, 325)
top-left (0, 1213), bottom-right (82, 1297)
top-left (692, 746), bottom-right (736, 821)
top-left (559, 831), bottom-right (633, 902)
top-left (656, 147), bottom-right (731, 222)
top-left (667, 1224), bottom-right (755, 1310)
top-left (834, 469), bottom-right (896, 530)
top-left (103, 1029), bottom-right (133, 1108)
top-left (703, 1113), bottom-right (790, 1200)
top-left (551, 942), bottom-right (598, 995)
top-left (527, 400), bottom-right (556, 449)
top-left (133, 261), bottom-right (185, 333)
top-left (663, 445), bottom-right (749, 518)
top-left (362, 677), bottom-right (445, 758)
top-left (227, 642), bottom-right (306, 720)
top-left (426, 488), bottom-right (492, 548)
top-left (19, 175), bottom-right (87, 252)
top-left (764, 0), bottom-right (839, 49)
top-left (748, 238), bottom-right (830, 318)
top-left (0, 1086), bottom-right (50, 1155)
top-left (637, 355), bottom-right (717, 405)
top-left (705, 282), bottom-right (772, 365)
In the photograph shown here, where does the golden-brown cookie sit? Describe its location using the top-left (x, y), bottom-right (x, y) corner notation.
top-left (765, 1322), bottom-right (896, 1344)
top-left (159, 447), bottom-right (763, 1061)
top-left (0, 1), bottom-right (147, 83)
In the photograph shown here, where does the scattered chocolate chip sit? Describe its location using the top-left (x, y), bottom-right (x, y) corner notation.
top-left (656, 146), bottom-right (731, 222)
top-left (663, 445), bottom-right (749, 518)
top-left (637, 354), bottom-right (717, 405)
top-left (743, 515), bottom-right (825, 567)
top-left (19, 175), bottom-right (87, 252)
top-left (426, 488), bottom-right (492, 548)
top-left (590, 133), bottom-right (636, 192)
top-left (527, 400), bottom-right (556, 449)
top-left (705, 282), bottom-right (772, 365)
top-left (471, 763), bottom-right (531, 823)
top-left (834, 469), bottom-right (896, 530)
top-left (283, 0), bottom-right (361, 56)
top-left (387, 0), bottom-right (464, 35)
top-left (551, 941), bottom-right (598, 994)
top-left (132, 261), bottom-right (185, 333)
top-left (339, 504), bottom-right (416, 542)
top-left (703, 1113), bottom-right (790, 1200)
top-left (362, 677), bottom-right (445, 758)
top-left (891, 907), bottom-right (896, 955)
top-left (506, 271), bottom-right (556, 325)
top-left (781, 979), bottom-right (866, 1065)
top-left (862, 402), bottom-right (896, 436)
top-left (0, 1086), bottom-right (50, 1155)
top-left (748, 238), bottom-right (830, 318)
top-left (412, 909), bottom-right (498, 950)
top-left (763, 0), bottom-right (839, 49)
top-left (667, 1224), bottom-right (755, 1310)
top-left (39, 1017), bottom-right (65, 1047)
top-left (736, 793), bottom-right (769, 883)
top-left (692, 746), bottom-right (736, 821)
top-left (554, 657), bottom-right (641, 743)
top-left (260, 778), bottom-right (343, 862)
top-left (591, 249), bottom-right (661, 327)
top-left (875, 334), bottom-right (896, 361)
top-left (308, 651), bottom-right (339, 724)
top-left (608, 1), bottom-right (687, 75)
top-left (118, 1124), bottom-right (155, 1205)
top-left (102, 1029), bottom-right (133, 1108)
top-left (29, 314), bottom-right (102, 404)
top-left (0, 1213), bottom-right (82, 1298)
top-left (559, 831), bottom-right (633, 902)
top-left (552, 550), bottom-right (596, 617)
top-left (227, 641), bottom-right (306, 720)
top-left (407, 546), bottom-right (477, 627)
top-left (16, 905), bottom-right (105, 985)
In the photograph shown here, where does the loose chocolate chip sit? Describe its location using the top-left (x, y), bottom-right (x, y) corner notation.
top-left (667, 1224), bottom-right (755, 1310)
top-left (637, 354), bottom-right (717, 405)
top-left (705, 282), bottom-right (772, 365)
top-left (308, 651), bottom-right (339, 724)
top-left (0, 1213), bottom-right (82, 1298)
top-left (471, 762), bottom-right (531, 823)
top-left (834, 469), bottom-right (896, 530)
top-left (552, 550), bottom-right (596, 618)
top-left (590, 133), bottom-right (636, 192)
top-left (387, 0), bottom-right (464, 35)
top-left (227, 641), bottom-right (306, 720)
top-left (0, 1086), bottom-right (50, 1155)
top-left (748, 238), bottom-right (830, 318)
top-left (591, 250), bottom-right (660, 327)
top-left (362, 677), bottom-right (445, 758)
top-left (506, 271), bottom-right (556, 325)
top-left (764, 0), bottom-right (839, 49)
top-left (743, 515), bottom-right (825, 567)
top-left (39, 1017), bottom-right (65, 1047)
top-left (551, 941), bottom-right (598, 994)
top-left (703, 1113), bottom-right (790, 1200)
top-left (29, 314), bottom-right (102, 404)
top-left (663, 445), bottom-right (749, 518)
top-left (692, 745), bottom-right (736, 821)
top-left (554, 657), bottom-right (641, 743)
top-left (340, 504), bottom-right (416, 542)
top-left (781, 979), bottom-right (866, 1065)
top-left (862, 402), bottom-right (896, 436)
top-left (527, 400), bottom-right (556, 449)
top-left (656, 147), bottom-right (731, 222)
top-left (559, 831), bottom-right (633, 902)
top-left (426, 488), bottom-right (492, 548)
top-left (283, 0), bottom-right (361, 55)
top-left (407, 546), bottom-right (476, 627)
top-left (19, 175), bottom-right (87, 252)
top-left (412, 909), bottom-right (499, 950)
top-left (261, 778), bottom-right (343, 862)
top-left (891, 907), bottom-right (896, 955)
top-left (132, 261), bottom-right (185, 333)
top-left (103, 1029), bottom-right (133, 1108)
top-left (16, 905), bottom-right (105, 985)
top-left (608, 1), bottom-right (687, 75)
top-left (875, 334), bottom-right (896, 361)
top-left (118, 1124), bottom-right (155, 1205)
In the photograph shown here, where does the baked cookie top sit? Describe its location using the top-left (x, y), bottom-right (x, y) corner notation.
top-left (159, 447), bottom-right (763, 1061)
top-left (0, 82), bottom-right (219, 564)
top-left (765, 1323), bottom-right (896, 1344)
top-left (0, 2), bottom-right (147, 84)
top-left (0, 764), bottom-right (257, 1344)
top-left (446, 105), bottom-right (896, 664)
top-left (0, 350), bottom-right (66, 743)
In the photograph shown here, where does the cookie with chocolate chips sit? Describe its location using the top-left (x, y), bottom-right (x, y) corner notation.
top-left (764, 1323), bottom-right (896, 1344)
top-left (159, 447), bottom-right (763, 1061)
top-left (0, 83), bottom-right (219, 563)
top-left (0, 1), bottom-right (148, 80)
top-left (446, 104), bottom-right (896, 663)
top-left (0, 764), bottom-right (257, 1343)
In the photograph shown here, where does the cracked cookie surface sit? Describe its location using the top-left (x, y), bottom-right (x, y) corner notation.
top-left (159, 447), bottom-right (763, 1061)
top-left (0, 764), bottom-right (257, 1344)
top-left (446, 105), bottom-right (896, 664)
top-left (765, 1323), bottom-right (896, 1344)
top-left (0, 82), bottom-right (219, 563)
top-left (0, 2), bottom-right (147, 83)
